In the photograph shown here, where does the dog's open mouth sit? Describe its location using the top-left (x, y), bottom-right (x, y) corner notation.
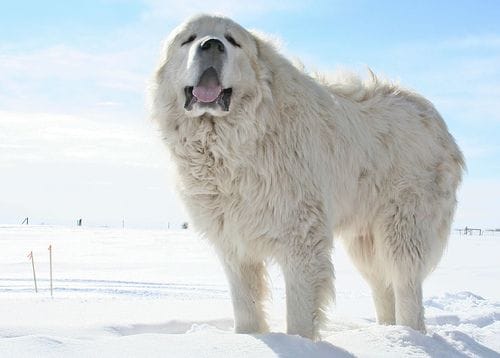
top-left (184, 67), bottom-right (232, 112)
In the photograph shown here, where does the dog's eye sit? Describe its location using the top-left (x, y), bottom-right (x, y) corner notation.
top-left (181, 35), bottom-right (196, 46)
top-left (225, 34), bottom-right (241, 48)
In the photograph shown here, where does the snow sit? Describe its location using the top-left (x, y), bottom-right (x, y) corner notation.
top-left (0, 226), bottom-right (498, 357)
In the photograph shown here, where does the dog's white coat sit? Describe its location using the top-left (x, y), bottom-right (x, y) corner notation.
top-left (150, 15), bottom-right (465, 340)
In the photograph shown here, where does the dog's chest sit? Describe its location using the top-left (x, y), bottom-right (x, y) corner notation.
top-left (172, 124), bottom-right (286, 238)
top-left (174, 124), bottom-right (240, 196)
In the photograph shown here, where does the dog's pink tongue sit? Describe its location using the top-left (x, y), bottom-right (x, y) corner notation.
top-left (193, 85), bottom-right (222, 103)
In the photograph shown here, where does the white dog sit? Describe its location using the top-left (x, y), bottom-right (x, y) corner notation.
top-left (150, 14), bottom-right (464, 340)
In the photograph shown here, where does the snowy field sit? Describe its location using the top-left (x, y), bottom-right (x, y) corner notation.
top-left (0, 225), bottom-right (498, 357)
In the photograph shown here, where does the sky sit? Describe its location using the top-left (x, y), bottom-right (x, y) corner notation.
top-left (1, 0), bottom-right (499, 229)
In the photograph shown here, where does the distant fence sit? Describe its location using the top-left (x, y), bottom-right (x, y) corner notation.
top-left (455, 227), bottom-right (500, 237)
top-left (483, 229), bottom-right (500, 236)
top-left (17, 217), bottom-right (189, 230)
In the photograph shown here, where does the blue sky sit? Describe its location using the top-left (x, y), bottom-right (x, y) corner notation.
top-left (1, 1), bottom-right (499, 228)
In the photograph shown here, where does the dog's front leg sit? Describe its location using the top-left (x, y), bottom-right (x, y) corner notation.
top-left (279, 228), bottom-right (334, 340)
top-left (220, 255), bottom-right (269, 334)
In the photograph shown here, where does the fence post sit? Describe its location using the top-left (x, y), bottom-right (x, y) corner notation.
top-left (28, 251), bottom-right (38, 293)
top-left (48, 245), bottom-right (53, 298)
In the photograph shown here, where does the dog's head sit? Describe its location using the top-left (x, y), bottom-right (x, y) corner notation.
top-left (154, 15), bottom-right (262, 118)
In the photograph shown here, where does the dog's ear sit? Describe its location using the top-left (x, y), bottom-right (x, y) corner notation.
top-left (249, 31), bottom-right (282, 88)
top-left (250, 31), bottom-right (282, 67)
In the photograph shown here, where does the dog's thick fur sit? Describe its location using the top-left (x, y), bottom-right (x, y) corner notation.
top-left (150, 15), bottom-right (464, 340)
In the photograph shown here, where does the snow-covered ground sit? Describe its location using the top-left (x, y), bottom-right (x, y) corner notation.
top-left (0, 226), bottom-right (498, 357)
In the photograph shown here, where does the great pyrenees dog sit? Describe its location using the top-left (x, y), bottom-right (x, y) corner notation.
top-left (150, 14), bottom-right (464, 340)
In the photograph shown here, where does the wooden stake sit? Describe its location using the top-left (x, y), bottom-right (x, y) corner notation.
top-left (48, 245), bottom-right (53, 298)
top-left (27, 251), bottom-right (38, 293)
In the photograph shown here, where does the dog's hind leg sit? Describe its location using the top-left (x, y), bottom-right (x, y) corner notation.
top-left (371, 281), bottom-right (396, 325)
top-left (393, 276), bottom-right (425, 332)
top-left (343, 233), bottom-right (396, 325)
top-left (220, 256), bottom-right (269, 334)
top-left (376, 200), bottom-right (432, 333)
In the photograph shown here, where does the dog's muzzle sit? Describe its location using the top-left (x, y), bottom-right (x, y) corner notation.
top-left (184, 38), bottom-right (232, 113)
top-left (184, 67), bottom-right (232, 112)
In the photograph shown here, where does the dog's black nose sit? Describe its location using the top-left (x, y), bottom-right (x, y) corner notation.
top-left (200, 38), bottom-right (225, 53)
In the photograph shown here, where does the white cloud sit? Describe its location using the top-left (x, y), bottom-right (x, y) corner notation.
top-left (0, 110), bottom-right (169, 169)
top-left (0, 42), bottom-right (157, 122)
top-left (140, 0), bottom-right (303, 21)
top-left (0, 45), bottom-right (147, 91)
